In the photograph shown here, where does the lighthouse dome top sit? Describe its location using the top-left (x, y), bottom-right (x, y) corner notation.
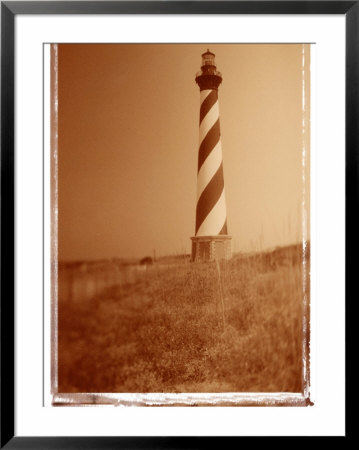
top-left (195, 50), bottom-right (222, 91)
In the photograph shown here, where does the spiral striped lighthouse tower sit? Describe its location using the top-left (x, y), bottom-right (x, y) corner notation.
top-left (191, 50), bottom-right (232, 262)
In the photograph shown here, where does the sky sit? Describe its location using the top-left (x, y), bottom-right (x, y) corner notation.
top-left (55, 43), bottom-right (310, 262)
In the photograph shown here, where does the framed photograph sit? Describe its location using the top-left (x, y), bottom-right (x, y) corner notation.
top-left (47, 41), bottom-right (311, 408)
top-left (1, 0), bottom-right (353, 446)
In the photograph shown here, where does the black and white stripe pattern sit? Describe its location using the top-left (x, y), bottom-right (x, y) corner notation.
top-left (195, 89), bottom-right (228, 236)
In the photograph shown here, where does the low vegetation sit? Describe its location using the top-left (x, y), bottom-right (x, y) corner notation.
top-left (58, 243), bottom-right (309, 393)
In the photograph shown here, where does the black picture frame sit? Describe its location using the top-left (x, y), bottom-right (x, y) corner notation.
top-left (1, 1), bottom-right (354, 446)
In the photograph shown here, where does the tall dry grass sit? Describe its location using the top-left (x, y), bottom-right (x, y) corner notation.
top-left (57, 243), bottom-right (309, 393)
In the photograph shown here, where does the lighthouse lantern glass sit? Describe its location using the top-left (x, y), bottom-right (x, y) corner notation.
top-left (202, 53), bottom-right (215, 67)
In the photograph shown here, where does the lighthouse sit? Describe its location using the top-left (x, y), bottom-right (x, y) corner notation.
top-left (191, 50), bottom-right (232, 262)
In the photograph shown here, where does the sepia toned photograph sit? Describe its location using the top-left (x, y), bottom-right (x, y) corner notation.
top-left (50, 43), bottom-right (311, 406)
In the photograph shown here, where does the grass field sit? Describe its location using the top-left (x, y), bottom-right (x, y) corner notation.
top-left (57, 243), bottom-right (310, 393)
